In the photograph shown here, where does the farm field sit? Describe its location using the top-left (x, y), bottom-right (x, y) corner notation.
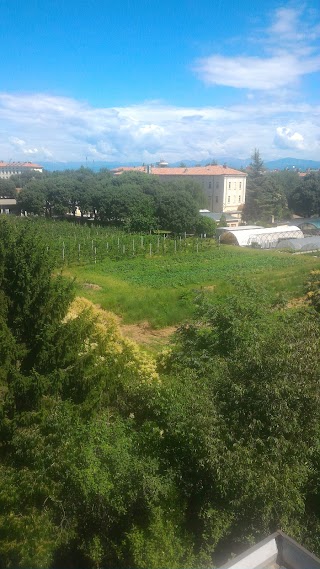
top-left (65, 245), bottom-right (320, 342)
top-left (6, 218), bottom-right (319, 349)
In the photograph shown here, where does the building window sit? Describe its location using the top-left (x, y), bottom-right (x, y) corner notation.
top-left (216, 182), bottom-right (219, 188)
top-left (216, 196), bottom-right (218, 203)
top-left (228, 196), bottom-right (230, 203)
top-left (239, 182), bottom-right (242, 189)
top-left (228, 182), bottom-right (231, 189)
top-left (209, 182), bottom-right (211, 189)
top-left (239, 195), bottom-right (241, 202)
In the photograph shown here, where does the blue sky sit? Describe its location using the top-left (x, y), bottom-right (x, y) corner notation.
top-left (0, 0), bottom-right (319, 163)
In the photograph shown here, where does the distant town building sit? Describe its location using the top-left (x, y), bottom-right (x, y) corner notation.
top-left (0, 161), bottom-right (43, 179)
top-left (112, 164), bottom-right (247, 219)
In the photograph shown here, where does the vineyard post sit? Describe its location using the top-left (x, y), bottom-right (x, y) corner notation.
top-left (149, 242), bottom-right (152, 256)
top-left (94, 246), bottom-right (97, 264)
top-left (78, 243), bottom-right (81, 262)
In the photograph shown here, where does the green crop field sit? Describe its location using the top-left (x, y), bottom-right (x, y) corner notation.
top-left (64, 245), bottom-right (320, 328)
top-left (6, 218), bottom-right (319, 333)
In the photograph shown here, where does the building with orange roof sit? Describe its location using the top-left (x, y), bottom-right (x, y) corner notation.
top-left (112, 163), bottom-right (247, 219)
top-left (0, 161), bottom-right (43, 179)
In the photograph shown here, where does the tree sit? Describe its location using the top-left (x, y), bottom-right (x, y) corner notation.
top-left (0, 219), bottom-right (194, 568)
top-left (249, 148), bottom-right (264, 177)
top-left (0, 179), bottom-right (16, 198)
top-left (160, 285), bottom-right (320, 557)
top-left (243, 175), bottom-right (288, 222)
top-left (289, 173), bottom-right (320, 217)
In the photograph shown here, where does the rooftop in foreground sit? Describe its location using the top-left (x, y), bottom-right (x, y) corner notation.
top-left (219, 531), bottom-right (320, 569)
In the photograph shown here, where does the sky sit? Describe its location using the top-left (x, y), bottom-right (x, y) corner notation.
top-left (0, 0), bottom-right (319, 164)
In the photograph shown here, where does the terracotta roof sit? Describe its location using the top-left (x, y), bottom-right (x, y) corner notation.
top-left (0, 161), bottom-right (42, 169)
top-left (112, 166), bottom-right (146, 173)
top-left (113, 165), bottom-right (246, 176)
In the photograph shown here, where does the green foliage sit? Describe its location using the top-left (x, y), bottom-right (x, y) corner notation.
top-left (249, 148), bottom-right (264, 177)
top-left (244, 151), bottom-right (289, 223)
top-left (3, 219), bottom-right (320, 567)
top-left (160, 284), bottom-right (320, 555)
top-left (17, 167), bottom-right (206, 234)
top-left (0, 179), bottom-right (16, 198)
top-left (195, 215), bottom-right (217, 236)
top-left (289, 173), bottom-right (320, 217)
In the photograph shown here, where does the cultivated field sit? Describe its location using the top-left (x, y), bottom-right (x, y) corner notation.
top-left (12, 219), bottom-right (319, 349)
top-left (65, 245), bottom-right (320, 340)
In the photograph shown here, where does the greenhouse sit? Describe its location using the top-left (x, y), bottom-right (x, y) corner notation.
top-left (219, 225), bottom-right (304, 248)
top-left (294, 218), bottom-right (320, 235)
top-left (276, 236), bottom-right (320, 252)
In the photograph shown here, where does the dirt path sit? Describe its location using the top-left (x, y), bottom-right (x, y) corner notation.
top-left (119, 320), bottom-right (176, 348)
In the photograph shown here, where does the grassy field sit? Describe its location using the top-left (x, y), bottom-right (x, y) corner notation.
top-left (64, 245), bottom-right (320, 329)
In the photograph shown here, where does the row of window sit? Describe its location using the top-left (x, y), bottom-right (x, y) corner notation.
top-left (227, 195), bottom-right (242, 203)
top-left (208, 181), bottom-right (243, 190)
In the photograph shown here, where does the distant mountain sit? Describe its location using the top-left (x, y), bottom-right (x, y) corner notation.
top-left (264, 158), bottom-right (320, 170)
top-left (41, 157), bottom-right (320, 173)
top-left (41, 161), bottom-right (141, 172)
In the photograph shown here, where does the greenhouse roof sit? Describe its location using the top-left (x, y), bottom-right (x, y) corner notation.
top-left (294, 218), bottom-right (320, 229)
top-left (276, 236), bottom-right (320, 251)
top-left (220, 225), bottom-right (303, 247)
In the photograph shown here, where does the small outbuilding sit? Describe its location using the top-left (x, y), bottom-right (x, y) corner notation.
top-left (219, 225), bottom-right (303, 248)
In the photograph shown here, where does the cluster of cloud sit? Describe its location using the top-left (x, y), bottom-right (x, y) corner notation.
top-left (0, 92), bottom-right (318, 163)
top-left (0, 6), bottom-right (319, 164)
top-left (194, 6), bottom-right (320, 91)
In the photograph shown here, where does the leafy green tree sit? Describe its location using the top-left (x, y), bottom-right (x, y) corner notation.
top-left (244, 175), bottom-right (288, 222)
top-left (0, 179), bottom-right (16, 198)
top-left (153, 189), bottom-right (199, 233)
top-left (160, 285), bottom-right (320, 557)
top-left (289, 173), bottom-right (320, 217)
top-left (195, 215), bottom-right (217, 236)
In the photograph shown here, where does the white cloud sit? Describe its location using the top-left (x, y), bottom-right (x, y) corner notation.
top-left (194, 53), bottom-right (320, 90)
top-left (274, 127), bottom-right (305, 150)
top-left (0, 92), bottom-right (319, 163)
top-left (194, 6), bottom-right (320, 90)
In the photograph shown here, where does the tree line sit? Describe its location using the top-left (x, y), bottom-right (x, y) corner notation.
top-left (243, 149), bottom-right (320, 223)
top-left (2, 220), bottom-right (320, 567)
top-left (8, 168), bottom-right (216, 235)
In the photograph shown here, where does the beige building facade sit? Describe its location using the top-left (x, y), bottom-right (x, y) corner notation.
top-left (0, 161), bottom-right (43, 179)
top-left (113, 164), bottom-right (247, 219)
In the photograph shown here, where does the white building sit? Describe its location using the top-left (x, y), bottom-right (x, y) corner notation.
top-left (0, 161), bottom-right (43, 179)
top-left (112, 164), bottom-right (247, 219)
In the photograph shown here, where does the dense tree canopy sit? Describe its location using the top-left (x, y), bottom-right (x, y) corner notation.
top-left (243, 150), bottom-right (291, 222)
top-left (17, 168), bottom-right (208, 234)
top-left (289, 173), bottom-right (320, 217)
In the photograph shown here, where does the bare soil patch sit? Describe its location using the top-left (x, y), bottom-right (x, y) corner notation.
top-left (82, 282), bottom-right (103, 291)
top-left (120, 320), bottom-right (176, 347)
